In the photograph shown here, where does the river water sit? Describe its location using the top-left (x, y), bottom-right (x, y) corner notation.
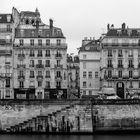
top-left (0, 135), bottom-right (140, 140)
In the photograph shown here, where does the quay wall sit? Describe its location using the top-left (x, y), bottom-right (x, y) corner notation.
top-left (0, 99), bottom-right (140, 132)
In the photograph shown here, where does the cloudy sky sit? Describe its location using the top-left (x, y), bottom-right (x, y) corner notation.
top-left (1, 0), bottom-right (140, 54)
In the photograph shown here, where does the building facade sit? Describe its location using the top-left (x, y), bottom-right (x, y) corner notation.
top-left (101, 23), bottom-right (140, 98)
top-left (67, 54), bottom-right (80, 98)
top-left (12, 8), bottom-right (68, 99)
top-left (0, 14), bottom-right (13, 99)
top-left (79, 38), bottom-right (100, 97)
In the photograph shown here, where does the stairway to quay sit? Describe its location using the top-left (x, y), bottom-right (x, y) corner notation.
top-left (0, 99), bottom-right (140, 134)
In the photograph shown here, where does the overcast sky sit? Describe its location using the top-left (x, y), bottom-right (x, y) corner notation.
top-left (1, 0), bottom-right (140, 54)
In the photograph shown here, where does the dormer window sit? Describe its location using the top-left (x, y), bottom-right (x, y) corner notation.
top-left (31, 19), bottom-right (35, 25)
top-left (7, 15), bottom-right (11, 22)
top-left (26, 19), bottom-right (29, 24)
top-left (31, 31), bottom-right (35, 37)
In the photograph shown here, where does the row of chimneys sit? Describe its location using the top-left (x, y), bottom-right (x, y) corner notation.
top-left (84, 37), bottom-right (95, 40)
top-left (107, 23), bottom-right (126, 31)
top-left (36, 18), bottom-right (53, 29)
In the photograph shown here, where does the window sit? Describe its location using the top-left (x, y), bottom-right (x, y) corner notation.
top-left (38, 50), bottom-right (42, 57)
top-left (95, 72), bottom-right (99, 78)
top-left (88, 72), bottom-right (92, 78)
top-left (46, 71), bottom-right (50, 78)
top-left (83, 62), bottom-right (86, 69)
top-left (19, 81), bottom-right (24, 88)
top-left (83, 71), bottom-right (86, 78)
top-left (89, 90), bottom-right (92, 95)
top-left (26, 19), bottom-right (29, 24)
top-left (7, 25), bottom-right (11, 32)
top-left (83, 55), bottom-right (86, 59)
top-left (139, 82), bottom-right (140, 88)
top-left (19, 39), bottom-right (24, 46)
top-left (108, 50), bottom-right (112, 57)
top-left (6, 79), bottom-right (10, 87)
top-left (38, 39), bottom-right (42, 46)
top-left (30, 60), bottom-right (34, 67)
top-left (108, 60), bottom-right (112, 67)
top-left (30, 39), bottom-right (34, 46)
top-left (57, 60), bottom-right (60, 66)
top-left (38, 60), bottom-right (42, 65)
top-left (38, 81), bottom-right (42, 87)
top-left (45, 60), bottom-right (50, 67)
top-left (46, 40), bottom-right (50, 45)
top-left (83, 90), bottom-right (86, 95)
top-left (129, 70), bottom-right (133, 78)
top-left (129, 81), bottom-right (133, 88)
top-left (38, 30), bottom-right (42, 37)
top-left (30, 50), bottom-right (34, 57)
top-left (118, 70), bottom-right (122, 78)
top-left (57, 39), bottom-right (61, 45)
top-left (128, 59), bottom-right (133, 67)
top-left (118, 60), bottom-right (123, 67)
top-left (31, 19), bottom-right (35, 24)
top-left (19, 71), bottom-right (24, 76)
top-left (38, 71), bottom-right (42, 76)
top-left (56, 81), bottom-right (61, 88)
top-left (108, 70), bottom-right (112, 78)
top-left (31, 31), bottom-right (35, 36)
top-left (46, 81), bottom-right (50, 88)
top-left (57, 71), bottom-right (61, 77)
top-left (118, 50), bottom-right (123, 57)
top-left (46, 50), bottom-right (50, 57)
top-left (6, 90), bottom-right (10, 97)
top-left (83, 81), bottom-right (86, 88)
top-left (30, 71), bottom-right (34, 78)
top-left (128, 50), bottom-right (133, 57)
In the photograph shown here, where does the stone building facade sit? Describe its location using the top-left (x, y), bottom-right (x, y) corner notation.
top-left (101, 23), bottom-right (140, 98)
top-left (12, 8), bottom-right (68, 99)
top-left (79, 38), bottom-right (101, 97)
top-left (0, 14), bottom-right (13, 99)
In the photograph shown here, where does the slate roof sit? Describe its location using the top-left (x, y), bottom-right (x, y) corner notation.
top-left (79, 39), bottom-right (100, 52)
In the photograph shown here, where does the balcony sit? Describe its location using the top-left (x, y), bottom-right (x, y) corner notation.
top-left (17, 64), bottom-right (26, 69)
top-left (55, 54), bottom-right (62, 59)
top-left (0, 28), bottom-right (12, 32)
top-left (133, 75), bottom-right (139, 80)
top-left (55, 76), bottom-right (62, 80)
top-left (36, 64), bottom-right (44, 69)
top-left (122, 76), bottom-right (129, 80)
top-left (29, 76), bottom-right (35, 79)
top-left (107, 64), bottom-right (113, 68)
top-left (37, 54), bottom-right (43, 57)
top-left (56, 86), bottom-right (61, 89)
top-left (0, 50), bottom-right (12, 56)
top-left (118, 65), bottom-right (123, 68)
top-left (18, 75), bottom-right (25, 80)
top-left (18, 54), bottom-right (25, 60)
top-left (108, 55), bottom-right (112, 58)
top-left (29, 65), bottom-right (34, 68)
top-left (45, 75), bottom-right (51, 78)
top-left (128, 65), bottom-right (134, 68)
top-left (5, 85), bottom-right (10, 88)
top-left (45, 64), bottom-right (50, 67)
top-left (36, 75), bottom-right (43, 80)
top-left (55, 65), bottom-right (63, 69)
top-left (112, 75), bottom-right (118, 79)
top-left (118, 54), bottom-right (123, 58)
top-left (128, 55), bottom-right (133, 58)
top-left (29, 54), bottom-right (35, 57)
top-left (45, 54), bottom-right (51, 57)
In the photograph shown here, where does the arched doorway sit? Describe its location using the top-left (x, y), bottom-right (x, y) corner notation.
top-left (116, 82), bottom-right (125, 98)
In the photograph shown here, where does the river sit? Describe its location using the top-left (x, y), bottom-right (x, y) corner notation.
top-left (0, 135), bottom-right (140, 140)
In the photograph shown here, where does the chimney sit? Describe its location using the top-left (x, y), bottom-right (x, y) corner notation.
top-left (49, 19), bottom-right (53, 29)
top-left (122, 23), bottom-right (126, 30)
top-left (36, 19), bottom-right (39, 29)
top-left (107, 24), bottom-right (110, 31)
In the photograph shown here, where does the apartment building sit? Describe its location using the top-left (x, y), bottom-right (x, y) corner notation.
top-left (0, 14), bottom-right (13, 99)
top-left (101, 23), bottom-right (140, 98)
top-left (79, 38), bottom-right (100, 97)
top-left (13, 8), bottom-right (68, 99)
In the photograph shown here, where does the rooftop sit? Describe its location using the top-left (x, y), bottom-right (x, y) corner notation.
top-left (106, 23), bottom-right (140, 37)
top-left (0, 14), bottom-right (13, 23)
